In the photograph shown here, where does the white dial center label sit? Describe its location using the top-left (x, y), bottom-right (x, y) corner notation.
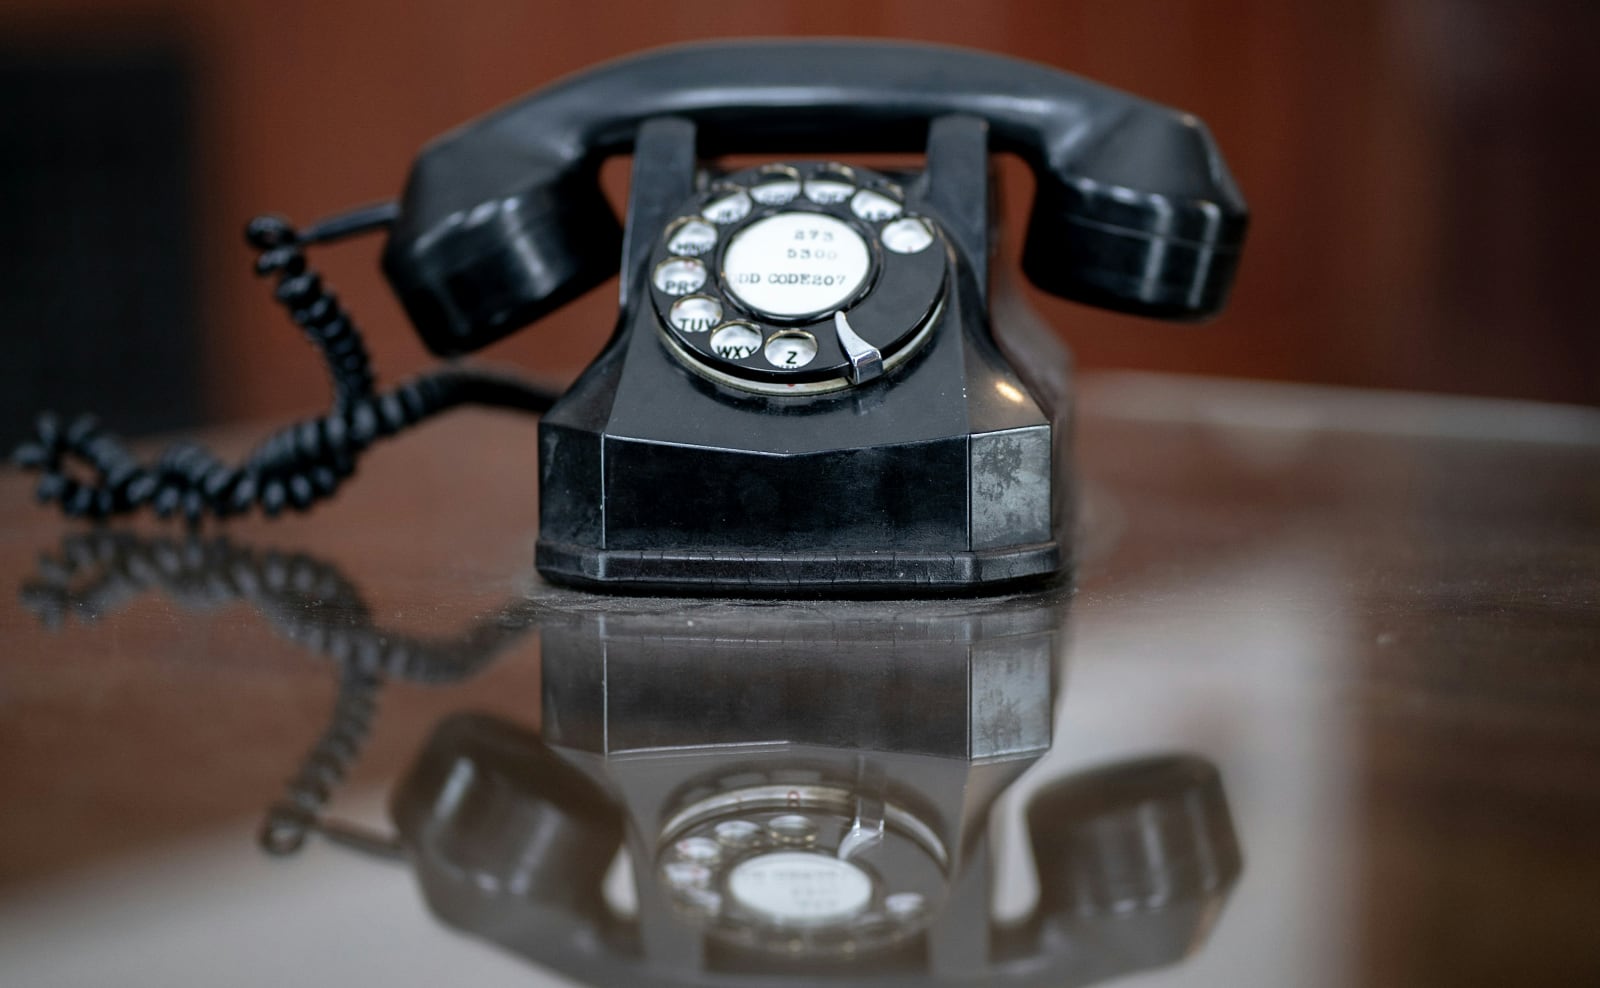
top-left (726, 851), bottom-right (873, 926)
top-left (722, 212), bottom-right (870, 319)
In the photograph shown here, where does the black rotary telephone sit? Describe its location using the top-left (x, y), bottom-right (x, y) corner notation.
top-left (14, 40), bottom-right (1247, 594)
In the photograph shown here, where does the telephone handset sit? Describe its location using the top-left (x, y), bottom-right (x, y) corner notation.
top-left (15, 41), bottom-right (1246, 595)
top-left (383, 41), bottom-right (1246, 352)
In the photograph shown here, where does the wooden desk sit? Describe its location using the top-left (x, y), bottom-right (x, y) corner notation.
top-left (1, 373), bottom-right (1596, 987)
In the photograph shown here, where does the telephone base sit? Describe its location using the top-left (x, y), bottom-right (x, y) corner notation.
top-left (534, 540), bottom-right (1064, 596)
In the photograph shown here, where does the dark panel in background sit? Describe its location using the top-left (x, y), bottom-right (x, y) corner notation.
top-left (1424, 0), bottom-right (1600, 404)
top-left (0, 46), bottom-right (200, 447)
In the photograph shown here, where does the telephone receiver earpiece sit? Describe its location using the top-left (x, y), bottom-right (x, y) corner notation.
top-left (383, 40), bottom-right (1248, 355)
top-left (1021, 754), bottom-right (1241, 973)
top-left (392, 713), bottom-right (624, 927)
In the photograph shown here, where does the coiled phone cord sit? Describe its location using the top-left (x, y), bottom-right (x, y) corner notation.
top-left (261, 664), bottom-right (392, 858)
top-left (10, 204), bottom-right (559, 524)
top-left (21, 530), bottom-right (540, 857)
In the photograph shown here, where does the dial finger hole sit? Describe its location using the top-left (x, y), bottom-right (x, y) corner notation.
top-left (674, 836), bottom-right (723, 865)
top-left (751, 165), bottom-right (802, 206)
top-left (709, 322), bottom-right (763, 360)
top-left (666, 217), bottom-right (718, 256)
top-left (703, 188), bottom-right (752, 224)
top-left (763, 332), bottom-right (818, 369)
top-left (883, 892), bottom-right (926, 919)
top-left (714, 819), bottom-right (764, 847)
top-left (653, 257), bottom-right (708, 295)
top-left (669, 295), bottom-right (722, 333)
top-left (662, 861), bottom-right (713, 889)
top-left (881, 217), bottom-right (935, 254)
top-left (767, 814), bottom-right (818, 844)
top-left (804, 164), bottom-right (856, 205)
top-left (851, 189), bottom-right (903, 222)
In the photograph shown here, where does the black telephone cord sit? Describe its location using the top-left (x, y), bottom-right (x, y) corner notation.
top-left (11, 205), bottom-right (558, 523)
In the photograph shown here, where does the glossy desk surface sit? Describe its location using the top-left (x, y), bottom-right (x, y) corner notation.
top-left (1, 373), bottom-right (1597, 987)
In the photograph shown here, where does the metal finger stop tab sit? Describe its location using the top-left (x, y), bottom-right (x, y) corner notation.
top-left (833, 310), bottom-right (884, 385)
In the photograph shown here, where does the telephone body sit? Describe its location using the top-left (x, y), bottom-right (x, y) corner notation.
top-left (382, 41), bottom-right (1247, 594)
top-left (391, 592), bottom-right (1242, 985)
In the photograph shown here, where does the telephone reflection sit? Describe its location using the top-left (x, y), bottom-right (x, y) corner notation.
top-left (24, 531), bottom-right (1245, 987)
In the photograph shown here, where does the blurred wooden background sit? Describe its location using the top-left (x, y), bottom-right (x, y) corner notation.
top-left (2, 5), bottom-right (1599, 986)
top-left (1, 0), bottom-right (1595, 424)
